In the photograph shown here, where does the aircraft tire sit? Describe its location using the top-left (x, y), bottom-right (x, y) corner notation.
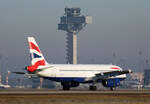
top-left (110, 87), bottom-right (116, 91)
top-left (89, 85), bottom-right (97, 91)
top-left (61, 82), bottom-right (70, 90)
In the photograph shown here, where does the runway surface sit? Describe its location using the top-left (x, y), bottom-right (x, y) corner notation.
top-left (0, 89), bottom-right (150, 104)
top-left (0, 89), bottom-right (150, 94)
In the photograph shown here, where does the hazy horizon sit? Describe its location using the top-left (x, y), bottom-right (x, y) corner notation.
top-left (0, 0), bottom-right (150, 75)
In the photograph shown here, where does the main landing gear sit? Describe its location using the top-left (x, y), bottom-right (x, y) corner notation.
top-left (89, 85), bottom-right (97, 91)
top-left (61, 82), bottom-right (70, 90)
top-left (110, 87), bottom-right (116, 91)
top-left (61, 82), bottom-right (79, 90)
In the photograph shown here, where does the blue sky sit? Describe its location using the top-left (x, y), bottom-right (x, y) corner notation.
top-left (0, 0), bottom-right (150, 72)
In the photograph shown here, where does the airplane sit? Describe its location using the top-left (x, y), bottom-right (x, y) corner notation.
top-left (14, 37), bottom-right (132, 90)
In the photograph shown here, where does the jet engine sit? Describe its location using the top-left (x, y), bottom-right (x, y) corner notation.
top-left (102, 79), bottom-right (120, 87)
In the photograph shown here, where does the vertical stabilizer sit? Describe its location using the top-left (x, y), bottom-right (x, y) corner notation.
top-left (27, 37), bottom-right (48, 72)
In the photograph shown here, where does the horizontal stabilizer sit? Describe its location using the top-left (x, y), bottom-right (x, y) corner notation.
top-left (12, 72), bottom-right (26, 74)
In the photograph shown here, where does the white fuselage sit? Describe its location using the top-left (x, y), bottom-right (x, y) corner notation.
top-left (37, 64), bottom-right (126, 82)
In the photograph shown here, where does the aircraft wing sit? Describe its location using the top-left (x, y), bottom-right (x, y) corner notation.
top-left (92, 69), bottom-right (132, 81)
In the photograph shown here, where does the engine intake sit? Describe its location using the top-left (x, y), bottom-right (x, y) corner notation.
top-left (102, 79), bottom-right (120, 87)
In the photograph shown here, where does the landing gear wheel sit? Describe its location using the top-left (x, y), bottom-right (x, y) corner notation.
top-left (61, 82), bottom-right (70, 90)
top-left (89, 86), bottom-right (97, 91)
top-left (63, 86), bottom-right (70, 90)
top-left (110, 87), bottom-right (116, 91)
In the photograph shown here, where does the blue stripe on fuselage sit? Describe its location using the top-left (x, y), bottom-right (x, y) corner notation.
top-left (43, 77), bottom-right (125, 83)
top-left (44, 77), bottom-right (85, 83)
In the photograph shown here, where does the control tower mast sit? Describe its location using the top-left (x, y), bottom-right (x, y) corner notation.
top-left (58, 7), bottom-right (92, 64)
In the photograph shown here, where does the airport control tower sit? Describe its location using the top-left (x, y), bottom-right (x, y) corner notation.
top-left (58, 7), bottom-right (92, 64)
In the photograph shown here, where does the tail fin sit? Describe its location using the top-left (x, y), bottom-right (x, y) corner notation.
top-left (27, 37), bottom-right (48, 72)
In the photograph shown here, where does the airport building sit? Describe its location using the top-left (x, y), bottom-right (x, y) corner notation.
top-left (144, 69), bottom-right (150, 87)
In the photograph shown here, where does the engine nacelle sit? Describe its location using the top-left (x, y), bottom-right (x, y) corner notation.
top-left (102, 79), bottom-right (120, 87)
